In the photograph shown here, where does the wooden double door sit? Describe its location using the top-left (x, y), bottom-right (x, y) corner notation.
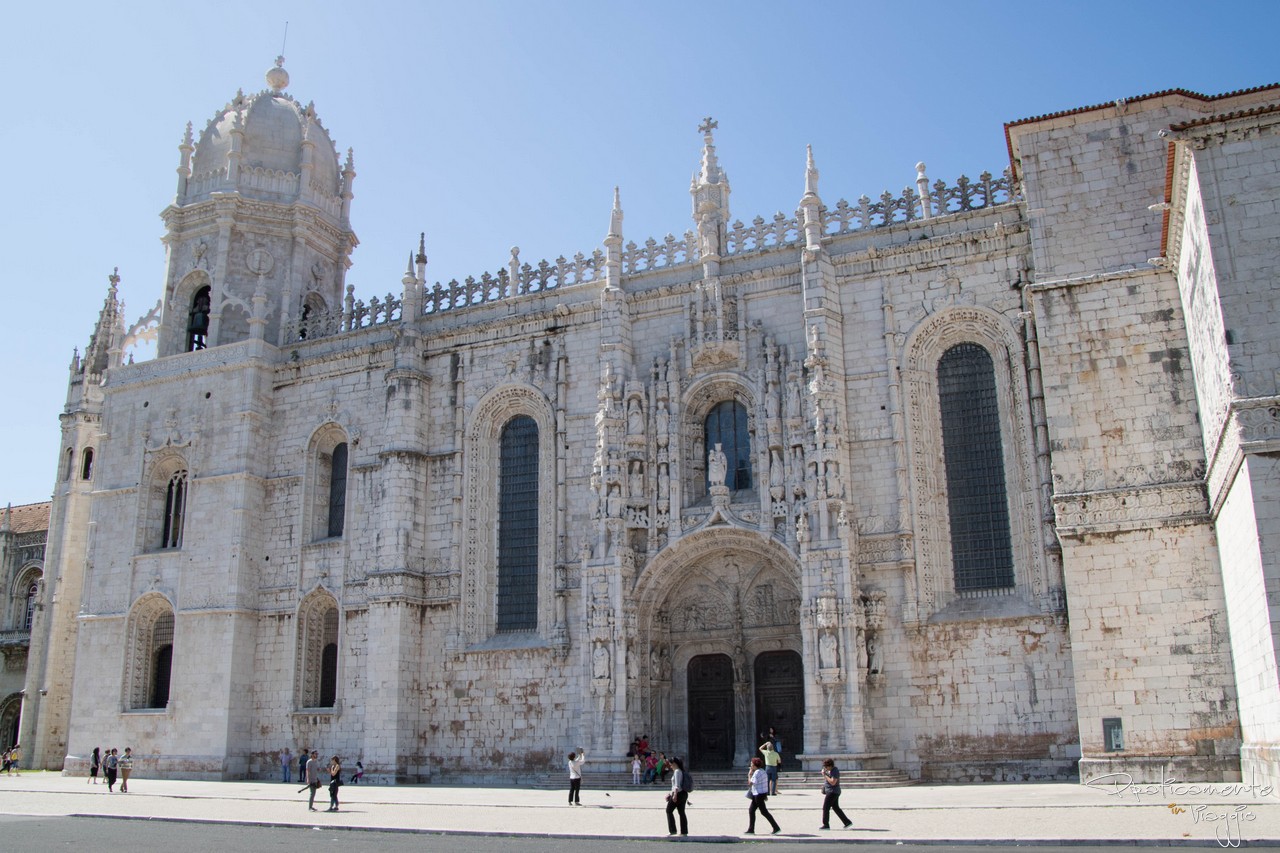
top-left (686, 650), bottom-right (803, 770)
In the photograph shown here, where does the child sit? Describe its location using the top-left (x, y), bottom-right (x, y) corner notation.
top-left (631, 753), bottom-right (642, 784)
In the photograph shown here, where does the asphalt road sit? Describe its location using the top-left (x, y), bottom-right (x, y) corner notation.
top-left (0, 816), bottom-right (1192, 853)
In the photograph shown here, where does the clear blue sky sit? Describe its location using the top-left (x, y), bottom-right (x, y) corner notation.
top-left (2, 0), bottom-right (1276, 506)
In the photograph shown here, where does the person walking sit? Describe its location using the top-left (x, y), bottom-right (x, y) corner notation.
top-left (665, 756), bottom-right (689, 836)
top-left (280, 747), bottom-right (292, 783)
top-left (326, 755), bottom-right (343, 811)
top-left (567, 748), bottom-right (585, 805)
top-left (4, 743), bottom-right (19, 773)
top-left (759, 740), bottom-right (782, 795)
top-left (744, 756), bottom-right (780, 835)
top-left (88, 747), bottom-right (101, 784)
top-left (104, 748), bottom-right (119, 792)
top-left (119, 747), bottom-right (133, 792)
top-left (305, 750), bottom-right (322, 811)
top-left (819, 758), bottom-right (853, 830)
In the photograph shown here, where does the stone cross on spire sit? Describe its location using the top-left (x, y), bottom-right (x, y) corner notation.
top-left (698, 116), bottom-right (718, 135)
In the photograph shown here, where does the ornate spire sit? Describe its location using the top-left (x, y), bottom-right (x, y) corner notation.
top-left (691, 118), bottom-right (731, 271)
top-left (83, 268), bottom-right (125, 376)
top-left (604, 187), bottom-right (624, 290)
top-left (697, 117), bottom-right (724, 185)
top-left (608, 186), bottom-right (623, 239)
top-left (804, 144), bottom-right (820, 199)
top-left (800, 145), bottom-right (824, 252)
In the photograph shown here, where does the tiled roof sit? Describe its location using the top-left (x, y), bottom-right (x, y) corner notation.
top-left (4, 501), bottom-right (51, 535)
top-left (1005, 83), bottom-right (1280, 130)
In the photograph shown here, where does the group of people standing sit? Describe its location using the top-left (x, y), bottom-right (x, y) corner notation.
top-left (278, 747), bottom-right (362, 813)
top-left (86, 747), bottom-right (134, 792)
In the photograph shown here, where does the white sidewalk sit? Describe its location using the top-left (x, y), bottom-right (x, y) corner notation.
top-left (1, 771), bottom-right (1278, 844)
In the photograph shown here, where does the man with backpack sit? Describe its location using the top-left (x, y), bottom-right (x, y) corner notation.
top-left (665, 756), bottom-right (692, 836)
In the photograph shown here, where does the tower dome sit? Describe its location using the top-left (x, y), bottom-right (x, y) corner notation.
top-left (183, 58), bottom-right (343, 210)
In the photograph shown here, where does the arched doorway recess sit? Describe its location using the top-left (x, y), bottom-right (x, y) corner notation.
top-left (634, 529), bottom-right (803, 767)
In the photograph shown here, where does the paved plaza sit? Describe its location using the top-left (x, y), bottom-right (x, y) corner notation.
top-left (1, 771), bottom-right (1278, 845)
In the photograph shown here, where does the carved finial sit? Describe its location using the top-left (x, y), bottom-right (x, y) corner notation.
top-left (608, 186), bottom-right (623, 239)
top-left (108, 267), bottom-right (120, 290)
top-left (266, 56), bottom-right (289, 92)
top-left (804, 144), bottom-right (820, 198)
top-left (406, 253), bottom-right (415, 277)
top-left (344, 147), bottom-right (355, 172)
top-left (182, 121), bottom-right (194, 147)
top-left (698, 116), bottom-right (718, 136)
top-left (416, 232), bottom-right (428, 266)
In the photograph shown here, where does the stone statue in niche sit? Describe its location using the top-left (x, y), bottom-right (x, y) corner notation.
top-left (658, 465), bottom-right (669, 500)
top-left (708, 443), bottom-right (727, 488)
top-left (627, 397), bottom-right (644, 436)
top-left (857, 629), bottom-right (868, 670)
top-left (629, 460), bottom-right (644, 497)
top-left (786, 374), bottom-right (802, 420)
top-left (796, 508), bottom-right (809, 545)
top-left (867, 635), bottom-right (881, 675)
top-left (607, 484), bottom-right (622, 518)
top-left (656, 403), bottom-right (669, 447)
top-left (593, 641), bottom-right (611, 681)
top-left (819, 631), bottom-right (839, 669)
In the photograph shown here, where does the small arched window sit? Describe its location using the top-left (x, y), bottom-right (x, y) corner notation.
top-left (938, 343), bottom-right (1014, 593)
top-left (160, 470), bottom-right (187, 550)
top-left (64, 448), bottom-right (74, 481)
top-left (705, 400), bottom-right (751, 492)
top-left (81, 448), bottom-right (95, 481)
top-left (497, 415), bottom-right (538, 633)
top-left (186, 285), bottom-right (211, 352)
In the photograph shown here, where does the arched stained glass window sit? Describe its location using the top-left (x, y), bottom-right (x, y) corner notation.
top-left (497, 416), bottom-right (538, 632)
top-left (705, 401), bottom-right (751, 492)
top-left (938, 343), bottom-right (1014, 592)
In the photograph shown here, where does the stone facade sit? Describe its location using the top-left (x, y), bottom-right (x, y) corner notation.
top-left (18, 65), bottom-right (1280, 788)
top-left (0, 501), bottom-right (49, 751)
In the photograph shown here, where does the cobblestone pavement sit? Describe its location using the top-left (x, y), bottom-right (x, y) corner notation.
top-left (1, 772), bottom-right (1278, 845)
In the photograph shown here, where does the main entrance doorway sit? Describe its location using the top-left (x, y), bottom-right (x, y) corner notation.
top-left (754, 650), bottom-right (804, 759)
top-left (687, 654), bottom-right (735, 770)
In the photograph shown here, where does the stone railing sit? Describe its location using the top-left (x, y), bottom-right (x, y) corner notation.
top-left (623, 232), bottom-right (700, 274)
top-left (726, 167), bottom-right (1018, 255)
top-left (424, 249), bottom-right (604, 315)
top-left (293, 166), bottom-right (1016, 338)
top-left (287, 286), bottom-right (403, 342)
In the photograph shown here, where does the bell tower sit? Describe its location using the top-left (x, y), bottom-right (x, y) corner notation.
top-left (157, 58), bottom-right (358, 356)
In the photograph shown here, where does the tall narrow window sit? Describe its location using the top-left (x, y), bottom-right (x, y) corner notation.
top-left (326, 442), bottom-right (348, 538)
top-left (160, 471), bottom-right (187, 549)
top-left (319, 606), bottom-right (339, 707)
top-left (298, 596), bottom-right (339, 708)
top-left (148, 612), bottom-right (175, 708)
top-left (25, 580), bottom-right (39, 631)
top-left (497, 416), bottom-right (538, 632)
top-left (81, 448), bottom-right (94, 481)
top-left (186, 286), bottom-right (211, 352)
top-left (705, 401), bottom-right (751, 492)
top-left (938, 343), bottom-right (1014, 592)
